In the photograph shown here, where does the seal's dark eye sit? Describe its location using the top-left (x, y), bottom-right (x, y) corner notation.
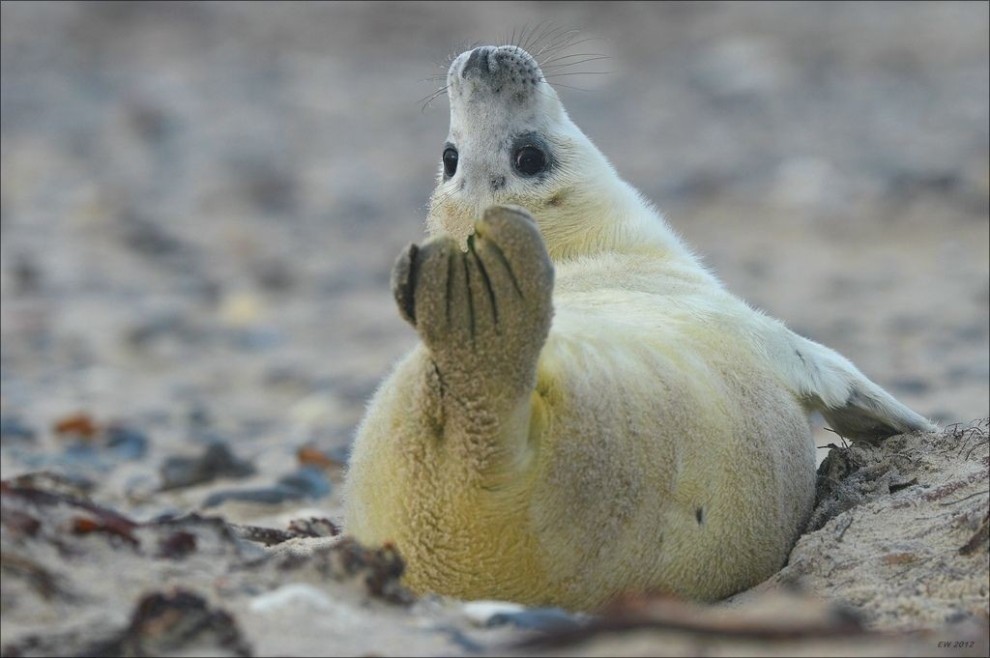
top-left (514, 145), bottom-right (546, 177)
top-left (442, 147), bottom-right (458, 178)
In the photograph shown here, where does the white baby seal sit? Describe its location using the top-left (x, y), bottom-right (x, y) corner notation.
top-left (343, 44), bottom-right (934, 610)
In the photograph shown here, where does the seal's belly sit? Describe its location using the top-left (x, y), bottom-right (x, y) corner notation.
top-left (344, 292), bottom-right (816, 609)
top-left (396, 489), bottom-right (551, 604)
top-left (526, 302), bottom-right (815, 606)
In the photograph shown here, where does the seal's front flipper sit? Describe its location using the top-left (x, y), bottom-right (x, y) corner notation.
top-left (388, 205), bottom-right (554, 477)
top-left (391, 204), bottom-right (554, 400)
top-left (780, 333), bottom-right (936, 442)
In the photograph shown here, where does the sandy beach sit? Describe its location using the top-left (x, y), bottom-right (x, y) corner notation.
top-left (2, 3), bottom-right (988, 656)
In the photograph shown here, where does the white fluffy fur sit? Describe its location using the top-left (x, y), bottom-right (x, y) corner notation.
top-left (343, 45), bottom-right (935, 611)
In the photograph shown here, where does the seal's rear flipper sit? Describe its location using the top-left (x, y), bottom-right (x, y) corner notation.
top-left (779, 333), bottom-right (936, 442)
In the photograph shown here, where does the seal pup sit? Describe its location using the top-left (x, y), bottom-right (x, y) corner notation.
top-left (343, 44), bottom-right (934, 610)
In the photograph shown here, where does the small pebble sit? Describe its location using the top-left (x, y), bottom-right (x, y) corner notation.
top-left (53, 412), bottom-right (99, 440)
top-left (160, 443), bottom-right (256, 490)
top-left (105, 426), bottom-right (149, 460)
top-left (200, 467), bottom-right (331, 508)
top-left (278, 466), bottom-right (332, 499)
top-left (0, 416), bottom-right (36, 443)
top-left (228, 326), bottom-right (284, 351)
top-left (202, 485), bottom-right (299, 508)
top-left (462, 600), bottom-right (585, 631)
top-left (249, 584), bottom-right (333, 613)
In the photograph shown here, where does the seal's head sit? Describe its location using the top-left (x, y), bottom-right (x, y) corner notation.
top-left (427, 45), bottom-right (623, 256)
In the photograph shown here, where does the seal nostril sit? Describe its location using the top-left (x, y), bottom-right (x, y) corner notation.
top-left (462, 47), bottom-right (492, 78)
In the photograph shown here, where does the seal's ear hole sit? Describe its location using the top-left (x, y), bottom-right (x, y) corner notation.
top-left (514, 145), bottom-right (547, 177)
top-left (442, 147), bottom-right (458, 178)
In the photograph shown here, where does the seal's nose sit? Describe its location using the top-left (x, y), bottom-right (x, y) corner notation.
top-left (461, 46), bottom-right (494, 78)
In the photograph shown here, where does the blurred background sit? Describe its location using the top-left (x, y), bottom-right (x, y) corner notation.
top-left (1, 2), bottom-right (987, 510)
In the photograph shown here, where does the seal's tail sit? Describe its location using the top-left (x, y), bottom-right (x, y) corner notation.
top-left (776, 332), bottom-right (936, 442)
